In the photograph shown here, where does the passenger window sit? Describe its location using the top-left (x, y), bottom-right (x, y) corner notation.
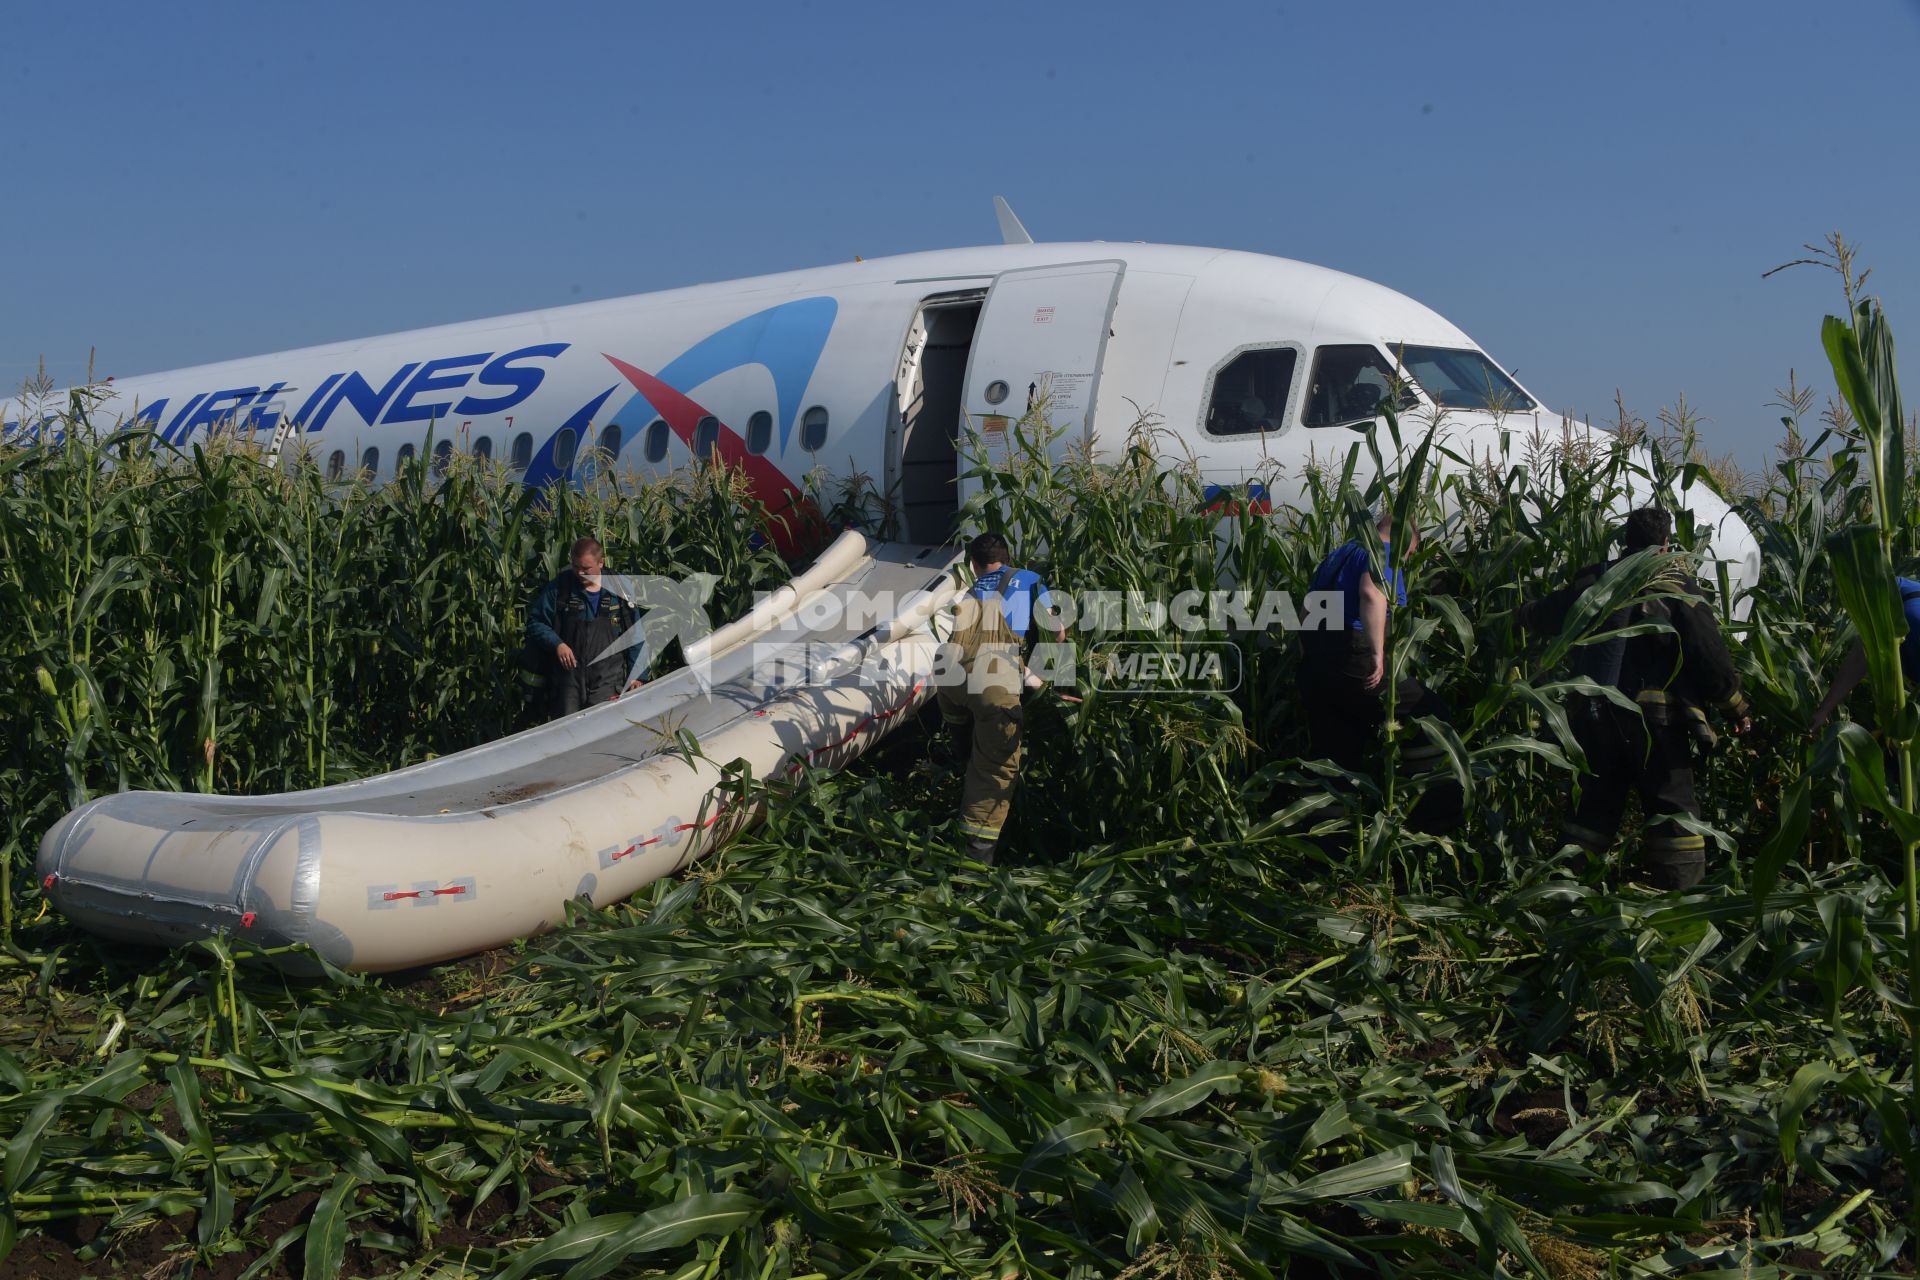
top-left (746, 410), bottom-right (772, 455)
top-left (473, 435), bottom-right (493, 461)
top-left (694, 415), bottom-right (719, 461)
top-left (598, 423), bottom-right (622, 458)
top-left (396, 443), bottom-right (416, 469)
top-left (509, 432), bottom-right (533, 473)
top-left (644, 418), bottom-right (669, 463)
top-left (360, 446), bottom-right (379, 477)
top-left (801, 406), bottom-right (829, 451)
top-left (1303, 345), bottom-right (1417, 428)
top-left (431, 438), bottom-right (454, 477)
top-left (1204, 348), bottom-right (1297, 435)
top-left (553, 427), bottom-right (578, 471)
top-left (326, 450), bottom-right (346, 481)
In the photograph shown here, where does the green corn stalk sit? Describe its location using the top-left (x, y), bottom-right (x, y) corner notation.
top-left (1818, 296), bottom-right (1917, 1229)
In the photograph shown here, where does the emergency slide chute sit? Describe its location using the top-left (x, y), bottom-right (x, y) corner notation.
top-left (38, 533), bottom-right (959, 972)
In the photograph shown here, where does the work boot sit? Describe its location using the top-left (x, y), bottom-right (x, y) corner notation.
top-left (1641, 852), bottom-right (1705, 892)
top-left (1644, 831), bottom-right (1708, 891)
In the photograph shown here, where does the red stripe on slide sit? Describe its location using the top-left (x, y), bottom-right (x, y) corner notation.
top-left (782, 679), bottom-right (929, 777)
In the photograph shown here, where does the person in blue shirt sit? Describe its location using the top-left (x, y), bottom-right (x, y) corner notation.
top-left (1297, 505), bottom-right (1461, 830)
top-left (933, 532), bottom-right (1066, 863)
top-left (1809, 576), bottom-right (1920, 730)
top-left (525, 537), bottom-right (647, 719)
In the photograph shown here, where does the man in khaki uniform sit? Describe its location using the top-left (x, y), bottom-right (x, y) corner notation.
top-left (935, 533), bottom-right (1062, 863)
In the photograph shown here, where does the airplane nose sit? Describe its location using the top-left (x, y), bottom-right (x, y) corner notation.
top-left (1547, 426), bottom-right (1759, 623)
top-left (1413, 414), bottom-right (1761, 619)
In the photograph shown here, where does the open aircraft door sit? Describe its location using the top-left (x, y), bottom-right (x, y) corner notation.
top-left (959, 260), bottom-right (1124, 497)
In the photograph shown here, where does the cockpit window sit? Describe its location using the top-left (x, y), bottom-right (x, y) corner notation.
top-left (1302, 345), bottom-right (1418, 427)
top-left (1396, 345), bottom-right (1534, 412)
top-left (1204, 347), bottom-right (1297, 435)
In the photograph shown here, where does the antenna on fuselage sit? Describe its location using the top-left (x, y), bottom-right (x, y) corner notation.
top-left (993, 196), bottom-right (1033, 245)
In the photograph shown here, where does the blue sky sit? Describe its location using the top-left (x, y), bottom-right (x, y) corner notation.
top-left (4, 1), bottom-right (1915, 464)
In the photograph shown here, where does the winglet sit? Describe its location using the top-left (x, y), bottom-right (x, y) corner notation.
top-left (993, 196), bottom-right (1033, 245)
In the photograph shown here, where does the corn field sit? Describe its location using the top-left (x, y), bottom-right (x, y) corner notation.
top-left (0, 272), bottom-right (1916, 1278)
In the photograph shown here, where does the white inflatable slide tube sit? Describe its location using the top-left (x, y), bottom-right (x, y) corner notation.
top-left (37, 533), bottom-right (961, 972)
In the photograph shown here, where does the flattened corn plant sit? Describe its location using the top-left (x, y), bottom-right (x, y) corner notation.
top-left (1, 274), bottom-right (1918, 1277)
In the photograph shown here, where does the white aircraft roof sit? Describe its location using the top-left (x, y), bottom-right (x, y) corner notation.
top-left (89, 242), bottom-right (1476, 387)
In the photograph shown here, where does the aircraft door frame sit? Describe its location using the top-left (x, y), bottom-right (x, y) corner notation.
top-left (955, 260), bottom-right (1125, 512)
top-left (887, 288), bottom-right (989, 547)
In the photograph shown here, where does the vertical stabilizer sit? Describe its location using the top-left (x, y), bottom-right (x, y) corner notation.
top-left (993, 196), bottom-right (1033, 246)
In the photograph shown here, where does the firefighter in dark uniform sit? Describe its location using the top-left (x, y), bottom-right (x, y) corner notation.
top-left (933, 532), bottom-right (1065, 863)
top-left (1298, 505), bottom-right (1462, 831)
top-left (526, 536), bottom-right (647, 719)
top-left (1517, 507), bottom-right (1750, 889)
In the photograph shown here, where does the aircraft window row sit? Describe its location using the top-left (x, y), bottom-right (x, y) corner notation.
top-left (336, 408), bottom-right (832, 480)
top-left (1205, 347), bottom-right (1298, 436)
top-left (1204, 345), bottom-right (1438, 434)
top-left (628, 410), bottom-right (790, 465)
top-left (597, 408), bottom-right (829, 465)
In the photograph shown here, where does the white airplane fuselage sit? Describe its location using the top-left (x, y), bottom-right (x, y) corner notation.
top-left (8, 241), bottom-right (1760, 598)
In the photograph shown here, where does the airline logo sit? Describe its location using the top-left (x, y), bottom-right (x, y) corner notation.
top-left (115, 343), bottom-right (573, 445)
top-left (9, 295), bottom-right (840, 548)
top-left (515, 298), bottom-right (839, 555)
top-left (516, 296), bottom-right (839, 488)
top-left (5, 347), bottom-right (560, 449)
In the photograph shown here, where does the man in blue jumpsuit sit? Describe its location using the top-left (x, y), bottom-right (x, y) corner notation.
top-left (1298, 506), bottom-right (1461, 830)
